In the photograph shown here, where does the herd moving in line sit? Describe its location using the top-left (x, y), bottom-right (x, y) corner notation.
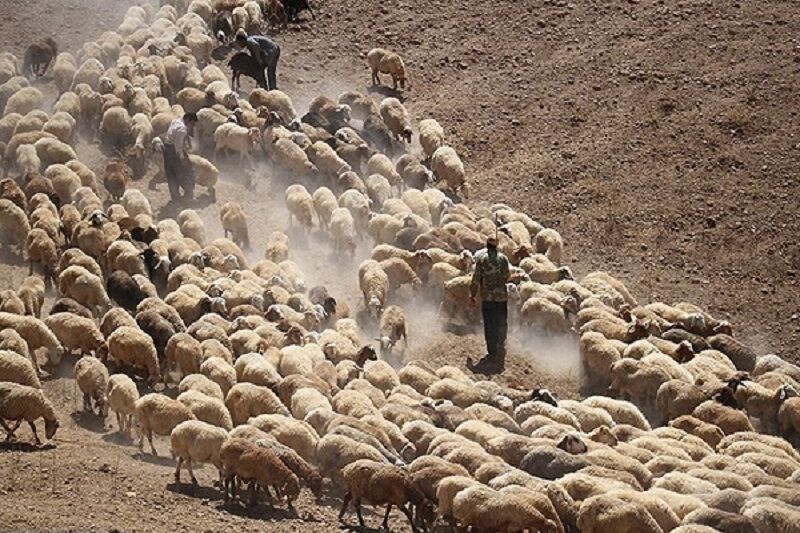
top-left (0, 0), bottom-right (800, 532)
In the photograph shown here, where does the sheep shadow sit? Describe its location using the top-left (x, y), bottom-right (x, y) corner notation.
top-left (367, 85), bottom-right (406, 102)
top-left (165, 481), bottom-right (222, 500)
top-left (0, 441), bottom-right (56, 453)
top-left (101, 431), bottom-right (134, 446)
top-left (134, 451), bottom-right (177, 467)
top-left (70, 410), bottom-right (108, 434)
top-left (218, 500), bottom-right (299, 522)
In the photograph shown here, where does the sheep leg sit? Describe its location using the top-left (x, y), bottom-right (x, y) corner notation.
top-left (399, 504), bottom-right (418, 533)
top-left (371, 69), bottom-right (379, 86)
top-left (83, 392), bottom-right (92, 412)
top-left (186, 458), bottom-right (197, 485)
top-left (1, 419), bottom-right (19, 441)
top-left (382, 504), bottom-right (392, 529)
top-left (247, 480), bottom-right (258, 507)
top-left (148, 432), bottom-right (158, 456)
top-left (338, 492), bottom-right (351, 521)
top-left (175, 457), bottom-right (183, 484)
top-left (28, 421), bottom-right (41, 445)
top-left (355, 498), bottom-right (365, 527)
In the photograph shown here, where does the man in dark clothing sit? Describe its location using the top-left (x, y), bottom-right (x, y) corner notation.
top-left (468, 235), bottom-right (510, 373)
top-left (162, 112), bottom-right (198, 202)
top-left (235, 31), bottom-right (281, 91)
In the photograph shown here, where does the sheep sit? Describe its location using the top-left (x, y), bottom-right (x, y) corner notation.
top-left (3, 86), bottom-right (44, 116)
top-left (250, 89), bottom-right (297, 125)
top-left (0, 382), bottom-right (59, 444)
top-left (430, 145), bottom-right (467, 197)
top-left (248, 413), bottom-right (320, 463)
top-left (378, 97), bottom-right (412, 144)
top-left (579, 332), bottom-right (621, 389)
top-left (0, 330), bottom-right (30, 361)
top-left (453, 485), bottom-right (563, 533)
top-left (577, 494), bottom-right (663, 533)
top-left (134, 393), bottom-right (196, 455)
top-left (306, 140), bottom-right (351, 179)
top-left (271, 137), bottom-right (318, 178)
top-left (339, 188), bottom-right (371, 235)
top-left (582, 396), bottom-right (651, 430)
top-left (339, 459), bottom-right (425, 531)
top-left (707, 334), bottom-right (757, 372)
top-left (284, 184), bottom-right (314, 232)
top-left (316, 433), bottom-right (388, 481)
top-left (213, 122), bottom-right (260, 163)
top-left (692, 397), bottom-right (754, 435)
top-left (73, 355), bottom-right (109, 416)
top-left (15, 143), bottom-right (41, 176)
top-left (0, 290), bottom-right (25, 315)
top-left (226, 382), bottom-right (288, 425)
top-left (102, 326), bottom-right (160, 383)
top-left (220, 437), bottom-right (301, 509)
top-left (121, 188), bottom-right (152, 219)
top-left (235, 353), bottom-right (281, 388)
top-left (358, 260), bottom-right (389, 319)
top-left (417, 118), bottom-right (445, 161)
top-left (778, 395), bottom-right (800, 436)
top-left (44, 313), bottom-right (104, 356)
top-left (0, 199), bottom-right (30, 254)
top-left (219, 201), bottom-right (250, 249)
top-left (177, 390), bottom-right (233, 430)
top-left (0, 312), bottom-right (64, 369)
top-left (368, 152), bottom-right (404, 192)
top-left (105, 373), bottom-right (138, 436)
top-left (170, 419), bottom-right (228, 486)
top-left (0, 350), bottom-right (41, 388)
top-left (376, 305), bottom-right (408, 356)
top-left (367, 48), bottom-right (408, 90)
top-left (185, 154), bottom-right (218, 200)
top-left (669, 415), bottom-right (725, 447)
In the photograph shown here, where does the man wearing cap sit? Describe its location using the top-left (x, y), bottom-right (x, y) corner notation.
top-left (469, 235), bottom-right (511, 372)
top-left (234, 30), bottom-right (281, 91)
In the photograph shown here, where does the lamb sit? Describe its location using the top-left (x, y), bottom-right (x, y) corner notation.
top-left (225, 382), bottom-right (289, 425)
top-left (358, 260), bottom-right (389, 319)
top-left (339, 459), bottom-right (425, 532)
top-left (134, 393), bottom-right (196, 455)
top-left (106, 373), bottom-right (138, 435)
top-left (102, 326), bottom-right (160, 383)
top-left (186, 154), bottom-right (218, 200)
top-left (0, 350), bottom-right (40, 388)
top-left (430, 145), bottom-right (467, 198)
top-left (377, 305), bottom-right (407, 355)
top-left (219, 201), bottom-right (250, 249)
top-left (0, 382), bottom-right (59, 444)
top-left (284, 184), bottom-right (314, 232)
top-left (367, 48), bottom-right (408, 90)
top-left (44, 313), bottom-right (104, 356)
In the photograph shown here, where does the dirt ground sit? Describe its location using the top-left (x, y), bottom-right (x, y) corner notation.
top-left (0, 0), bottom-right (799, 530)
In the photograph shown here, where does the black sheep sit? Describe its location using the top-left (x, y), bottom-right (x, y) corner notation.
top-left (212, 11), bottom-right (234, 43)
top-left (107, 270), bottom-right (145, 312)
top-left (284, 0), bottom-right (315, 22)
top-left (228, 52), bottom-right (267, 90)
top-left (135, 310), bottom-right (175, 361)
top-left (50, 298), bottom-right (93, 319)
top-left (22, 37), bottom-right (57, 77)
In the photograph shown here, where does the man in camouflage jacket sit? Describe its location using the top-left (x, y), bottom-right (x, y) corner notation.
top-left (469, 235), bottom-right (510, 372)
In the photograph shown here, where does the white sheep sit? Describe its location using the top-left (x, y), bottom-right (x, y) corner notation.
top-left (106, 373), bottom-right (139, 435)
top-left (0, 381), bottom-right (59, 444)
top-left (358, 260), bottom-right (389, 319)
top-left (213, 122), bottom-right (260, 163)
top-left (379, 97), bottom-right (412, 143)
top-left (418, 118), bottom-right (445, 160)
top-left (0, 350), bottom-right (40, 388)
top-left (430, 145), bottom-right (467, 197)
top-left (367, 48), bottom-right (407, 90)
top-left (103, 326), bottom-right (160, 383)
top-left (285, 183), bottom-right (314, 232)
top-left (74, 355), bottom-right (109, 416)
top-left (170, 419), bottom-right (228, 486)
top-left (0, 199), bottom-right (30, 254)
top-left (134, 393), bottom-right (196, 455)
top-left (177, 389), bottom-right (233, 430)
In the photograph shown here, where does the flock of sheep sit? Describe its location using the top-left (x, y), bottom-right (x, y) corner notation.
top-left (1, 0), bottom-right (800, 532)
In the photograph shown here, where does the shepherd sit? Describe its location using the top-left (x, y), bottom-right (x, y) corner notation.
top-left (468, 235), bottom-right (510, 373)
top-left (162, 112), bottom-right (198, 202)
top-left (234, 30), bottom-right (281, 91)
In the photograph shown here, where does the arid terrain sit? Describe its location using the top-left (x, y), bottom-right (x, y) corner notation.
top-left (0, 0), bottom-right (798, 530)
